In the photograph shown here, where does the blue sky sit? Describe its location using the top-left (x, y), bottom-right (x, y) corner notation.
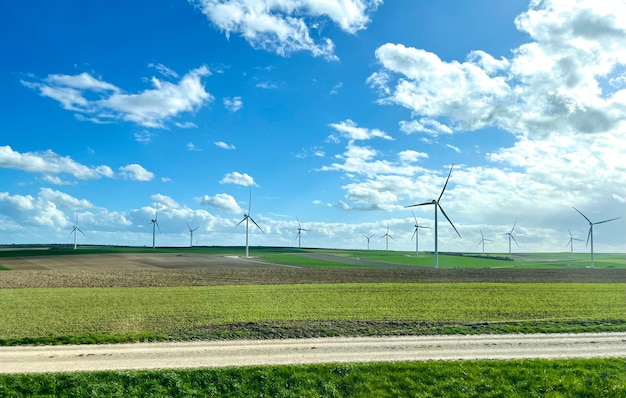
top-left (1, 0), bottom-right (625, 253)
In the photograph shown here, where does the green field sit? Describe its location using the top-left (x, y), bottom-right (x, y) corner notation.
top-left (1, 245), bottom-right (624, 269)
top-left (2, 283), bottom-right (624, 344)
top-left (1, 358), bottom-right (624, 397)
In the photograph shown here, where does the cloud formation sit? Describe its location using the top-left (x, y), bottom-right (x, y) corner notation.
top-left (220, 171), bottom-right (258, 186)
top-left (199, 193), bottom-right (243, 213)
top-left (369, 0), bottom-right (626, 138)
top-left (190, 0), bottom-right (382, 59)
top-left (22, 66), bottom-right (213, 128)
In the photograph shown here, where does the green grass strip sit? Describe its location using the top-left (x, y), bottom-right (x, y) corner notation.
top-left (1, 283), bottom-right (624, 343)
top-left (0, 358), bottom-right (624, 397)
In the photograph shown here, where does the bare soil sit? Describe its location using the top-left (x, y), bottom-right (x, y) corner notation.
top-left (1, 253), bottom-right (625, 288)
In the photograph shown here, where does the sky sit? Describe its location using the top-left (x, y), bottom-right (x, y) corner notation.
top-left (1, 0), bottom-right (625, 254)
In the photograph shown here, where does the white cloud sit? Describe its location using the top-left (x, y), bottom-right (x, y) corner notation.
top-left (199, 193), bottom-right (243, 213)
top-left (330, 81), bottom-right (343, 95)
top-left (256, 81), bottom-right (278, 89)
top-left (223, 96), bottom-right (243, 112)
top-left (190, 0), bottom-right (382, 59)
top-left (134, 131), bottom-right (153, 143)
top-left (446, 144), bottom-right (461, 153)
top-left (148, 63), bottom-right (179, 78)
top-left (369, 0), bottom-right (626, 138)
top-left (187, 142), bottom-right (201, 151)
top-left (214, 141), bottom-right (236, 150)
top-left (118, 164), bottom-right (155, 181)
top-left (151, 194), bottom-right (181, 209)
top-left (329, 119), bottom-right (393, 141)
top-left (175, 121), bottom-right (198, 129)
top-left (23, 66), bottom-right (213, 128)
top-left (220, 171), bottom-right (258, 186)
top-left (0, 145), bottom-right (115, 180)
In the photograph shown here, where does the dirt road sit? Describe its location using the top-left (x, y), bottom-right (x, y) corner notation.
top-left (1, 333), bottom-right (625, 374)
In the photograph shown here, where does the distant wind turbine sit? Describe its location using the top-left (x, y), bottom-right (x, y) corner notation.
top-left (187, 224), bottom-right (199, 247)
top-left (573, 207), bottom-right (620, 268)
top-left (410, 211), bottom-right (430, 257)
top-left (565, 228), bottom-right (583, 256)
top-left (150, 206), bottom-right (161, 249)
top-left (476, 229), bottom-right (492, 254)
top-left (362, 234), bottom-right (374, 250)
top-left (295, 217), bottom-right (309, 249)
top-left (405, 164), bottom-right (461, 269)
top-left (502, 222), bottom-right (518, 257)
top-left (379, 224), bottom-right (395, 251)
top-left (236, 191), bottom-right (263, 258)
top-left (70, 214), bottom-right (85, 250)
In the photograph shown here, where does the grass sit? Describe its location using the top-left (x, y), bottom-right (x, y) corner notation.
top-left (1, 283), bottom-right (624, 344)
top-left (0, 358), bottom-right (624, 397)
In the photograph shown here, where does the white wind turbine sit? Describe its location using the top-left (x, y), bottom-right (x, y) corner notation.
top-left (187, 224), bottom-right (199, 247)
top-left (410, 211), bottom-right (430, 257)
top-left (150, 205), bottom-right (160, 249)
top-left (476, 229), bottom-right (492, 254)
top-left (295, 217), bottom-right (309, 249)
top-left (379, 224), bottom-right (395, 251)
top-left (565, 228), bottom-right (583, 256)
top-left (502, 222), bottom-right (518, 257)
top-left (70, 214), bottom-right (85, 250)
top-left (573, 207), bottom-right (620, 268)
top-left (236, 191), bottom-right (263, 258)
top-left (405, 164), bottom-right (461, 269)
top-left (362, 234), bottom-right (374, 250)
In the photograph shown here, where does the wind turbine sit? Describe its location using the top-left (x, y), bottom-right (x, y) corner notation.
top-left (236, 191), bottom-right (264, 258)
top-left (573, 207), bottom-right (620, 268)
top-left (362, 234), bottom-right (374, 250)
top-left (295, 217), bottom-right (309, 249)
top-left (476, 229), bottom-right (492, 254)
top-left (379, 224), bottom-right (395, 251)
top-left (70, 214), bottom-right (85, 250)
top-left (187, 224), bottom-right (199, 247)
top-left (150, 206), bottom-right (160, 249)
top-left (565, 229), bottom-right (583, 256)
top-left (405, 164), bottom-right (461, 268)
top-left (410, 211), bottom-right (430, 257)
top-left (502, 222), bottom-right (518, 257)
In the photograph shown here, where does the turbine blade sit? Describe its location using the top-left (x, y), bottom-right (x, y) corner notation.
top-left (156, 221), bottom-right (161, 233)
top-left (568, 228), bottom-right (573, 238)
top-left (510, 221), bottom-right (516, 234)
top-left (405, 201), bottom-right (434, 208)
top-left (511, 234), bottom-right (519, 246)
top-left (437, 164), bottom-right (454, 203)
top-left (411, 229), bottom-right (417, 241)
top-left (236, 216), bottom-right (247, 227)
top-left (389, 235), bottom-right (396, 241)
top-left (586, 227), bottom-right (591, 248)
top-left (249, 217), bottom-right (264, 233)
top-left (248, 190), bottom-right (252, 214)
top-left (594, 217), bottom-right (620, 225)
top-left (438, 204), bottom-right (461, 238)
top-left (573, 207), bottom-right (591, 223)
top-left (411, 210), bottom-right (418, 224)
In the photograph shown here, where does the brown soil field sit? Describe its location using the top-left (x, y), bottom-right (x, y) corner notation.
top-left (1, 253), bottom-right (625, 288)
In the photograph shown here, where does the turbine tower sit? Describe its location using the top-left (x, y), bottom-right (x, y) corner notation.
top-left (362, 234), bottom-right (374, 250)
top-left (150, 206), bottom-right (160, 249)
top-left (405, 164), bottom-right (461, 269)
top-left (236, 191), bottom-right (263, 258)
top-left (295, 217), bottom-right (309, 249)
top-left (502, 222), bottom-right (518, 257)
top-left (476, 229), bottom-right (492, 254)
top-left (70, 214), bottom-right (85, 250)
top-left (411, 210), bottom-right (430, 257)
top-left (573, 207), bottom-right (620, 268)
top-left (379, 224), bottom-right (395, 251)
top-left (187, 224), bottom-right (199, 247)
top-left (565, 228), bottom-right (583, 256)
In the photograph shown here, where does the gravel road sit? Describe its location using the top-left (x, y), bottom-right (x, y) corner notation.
top-left (1, 332), bottom-right (625, 374)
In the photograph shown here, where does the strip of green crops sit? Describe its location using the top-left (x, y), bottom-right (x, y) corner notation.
top-left (1, 283), bottom-right (624, 342)
top-left (1, 358), bottom-right (624, 397)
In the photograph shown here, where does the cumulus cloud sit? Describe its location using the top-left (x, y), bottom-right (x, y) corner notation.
top-left (329, 119), bottom-right (393, 141)
top-left (190, 0), bottom-right (382, 59)
top-left (118, 164), bottom-right (155, 181)
top-left (199, 193), bottom-right (243, 213)
top-left (0, 145), bottom-right (116, 181)
top-left (223, 96), bottom-right (243, 112)
top-left (22, 66), bottom-right (213, 128)
top-left (369, 0), bottom-right (626, 138)
top-left (220, 171), bottom-right (258, 186)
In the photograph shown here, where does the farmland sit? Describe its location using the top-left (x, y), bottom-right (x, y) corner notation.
top-left (0, 246), bottom-right (624, 395)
